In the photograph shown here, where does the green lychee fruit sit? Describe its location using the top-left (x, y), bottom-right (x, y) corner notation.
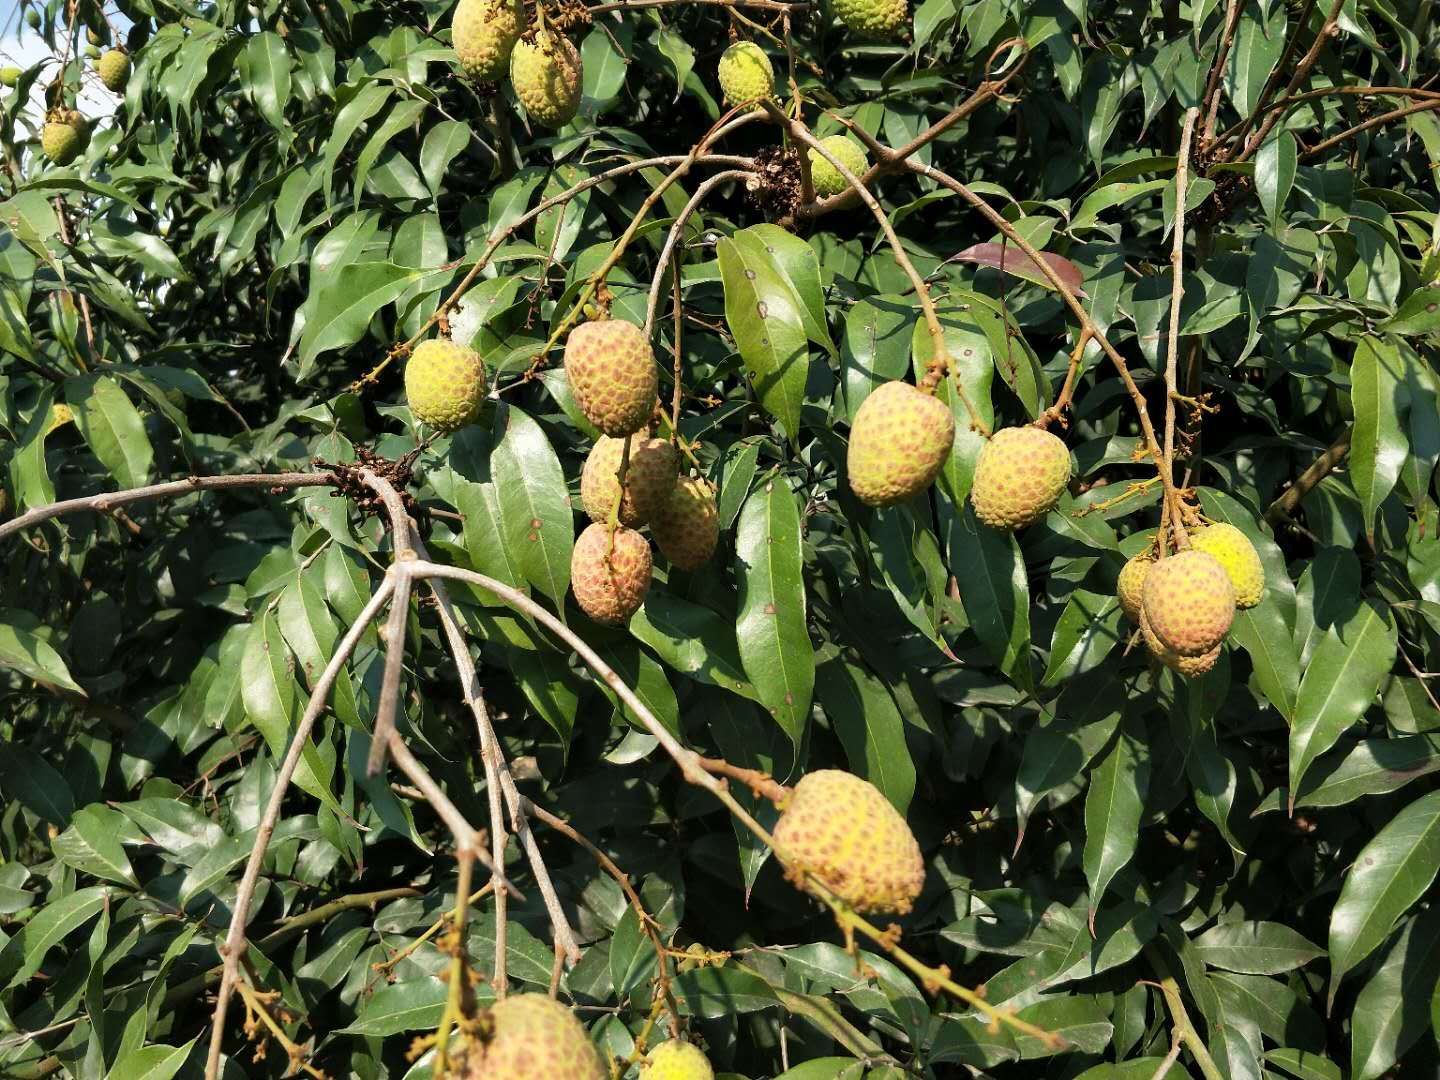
top-left (1117, 551), bottom-right (1153, 623)
top-left (452, 0), bottom-right (524, 81)
top-left (771, 770), bottom-right (925, 915)
top-left (510, 29), bottom-right (582, 129)
top-left (564, 319), bottom-right (657, 437)
top-left (650, 476), bottom-right (720, 570)
top-left (0, 67), bottom-right (21, 87)
top-left (41, 119), bottom-right (85, 165)
top-left (404, 338), bottom-right (487, 433)
top-left (83, 45), bottom-right (100, 60)
top-left (808, 134), bottom-right (868, 197)
top-left (571, 523), bottom-right (652, 625)
top-left (457, 993), bottom-right (605, 1079)
top-left (1140, 549), bottom-right (1235, 657)
top-left (717, 41), bottom-right (773, 104)
top-left (97, 49), bottom-right (129, 92)
top-left (832, 0), bottom-right (908, 36)
top-left (641, 1039), bottom-right (714, 1080)
top-left (26, 10), bottom-right (40, 30)
top-left (1140, 609), bottom-right (1221, 677)
top-left (970, 426), bottom-right (1071, 530)
top-left (580, 434), bottom-right (678, 528)
top-left (1188, 522), bottom-right (1264, 609)
top-left (846, 381), bottom-right (955, 507)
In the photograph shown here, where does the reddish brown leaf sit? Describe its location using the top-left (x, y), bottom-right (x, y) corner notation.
top-left (956, 242), bottom-right (1088, 298)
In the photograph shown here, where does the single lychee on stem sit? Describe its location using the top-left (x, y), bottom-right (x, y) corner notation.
top-left (846, 381), bottom-right (956, 507)
top-left (970, 426), bottom-right (1072, 530)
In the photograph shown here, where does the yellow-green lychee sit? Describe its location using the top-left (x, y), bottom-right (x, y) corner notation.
top-left (1188, 522), bottom-right (1264, 609)
top-left (41, 118), bottom-right (86, 165)
top-left (452, 0), bottom-right (523, 80)
top-left (717, 41), bottom-right (773, 104)
top-left (404, 338), bottom-right (487, 432)
top-left (650, 476), bottom-right (720, 570)
top-left (1140, 549), bottom-right (1235, 657)
top-left (571, 523), bottom-right (652, 625)
top-left (641, 1039), bottom-right (714, 1080)
top-left (833, 0), bottom-right (908, 37)
top-left (846, 381), bottom-right (955, 507)
top-left (0, 67), bottom-right (21, 88)
top-left (771, 770), bottom-right (925, 915)
top-left (1140, 610), bottom-right (1221, 677)
top-left (564, 319), bottom-right (657, 437)
top-left (580, 434), bottom-right (677, 528)
top-left (457, 993), bottom-right (605, 1079)
top-left (1117, 551), bottom-right (1154, 622)
top-left (809, 135), bottom-right (868, 197)
top-left (510, 29), bottom-right (582, 128)
top-left (970, 426), bottom-right (1071, 530)
top-left (96, 49), bottom-right (129, 92)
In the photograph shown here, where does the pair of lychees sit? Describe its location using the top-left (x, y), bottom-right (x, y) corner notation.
top-left (452, 0), bottom-right (581, 127)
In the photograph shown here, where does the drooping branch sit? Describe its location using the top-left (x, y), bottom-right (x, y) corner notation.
top-left (1264, 426), bottom-right (1351, 524)
top-left (1159, 109), bottom-right (1200, 555)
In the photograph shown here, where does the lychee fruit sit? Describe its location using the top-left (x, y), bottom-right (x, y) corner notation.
top-left (717, 41), bottom-right (773, 104)
top-left (809, 134), bottom-right (868, 197)
top-left (1188, 523), bottom-right (1264, 609)
top-left (41, 116), bottom-right (87, 165)
top-left (452, 0), bottom-right (524, 81)
top-left (1140, 610), bottom-right (1221, 677)
top-left (846, 381), bottom-right (955, 507)
top-left (771, 770), bottom-right (925, 915)
top-left (1140, 549), bottom-right (1236, 657)
top-left (970, 426), bottom-right (1071, 530)
top-left (571, 523), bottom-right (652, 625)
top-left (580, 434), bottom-right (678, 528)
top-left (650, 476), bottom-right (720, 570)
top-left (96, 50), bottom-right (129, 92)
top-left (832, 0), bottom-right (908, 37)
top-left (641, 1039), bottom-right (714, 1080)
top-left (563, 319), bottom-right (657, 437)
top-left (1117, 550), bottom-right (1154, 622)
top-left (510, 29), bottom-right (582, 129)
top-left (457, 993), bottom-right (605, 1079)
top-left (404, 338), bottom-right (487, 433)
top-left (0, 67), bottom-right (20, 88)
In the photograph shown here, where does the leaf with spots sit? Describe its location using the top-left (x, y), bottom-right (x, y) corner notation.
top-left (490, 403), bottom-right (573, 611)
top-left (718, 235), bottom-right (810, 441)
top-left (912, 305), bottom-right (995, 504)
top-left (734, 477), bottom-right (813, 749)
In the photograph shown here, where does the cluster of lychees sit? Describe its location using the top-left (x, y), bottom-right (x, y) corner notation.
top-left (1118, 522), bottom-right (1265, 676)
top-left (452, 0), bottom-right (582, 128)
top-left (17, 24), bottom-right (130, 167)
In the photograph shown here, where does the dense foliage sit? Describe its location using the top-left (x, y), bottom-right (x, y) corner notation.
top-left (2, 0), bottom-right (1440, 1074)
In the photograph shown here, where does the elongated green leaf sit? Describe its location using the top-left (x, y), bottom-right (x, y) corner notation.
top-left (1350, 335), bottom-right (1410, 538)
top-left (490, 404), bottom-right (572, 609)
top-left (52, 805), bottom-right (138, 887)
top-left (1328, 789), bottom-right (1440, 1003)
top-left (1350, 908), bottom-right (1440, 1080)
top-left (718, 236), bottom-right (809, 440)
top-left (0, 885), bottom-right (108, 989)
top-left (0, 615), bottom-right (85, 695)
top-left (815, 657), bottom-right (915, 811)
top-left (734, 477), bottom-right (813, 747)
top-left (1083, 723), bottom-right (1149, 919)
top-left (0, 745), bottom-right (75, 826)
top-left (243, 32), bottom-right (291, 130)
top-left (1193, 921), bottom-right (1323, 975)
top-left (947, 501), bottom-right (1032, 688)
top-left (66, 375), bottom-right (153, 489)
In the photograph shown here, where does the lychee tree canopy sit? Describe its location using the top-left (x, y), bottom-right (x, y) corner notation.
top-left (2, 0), bottom-right (1439, 1074)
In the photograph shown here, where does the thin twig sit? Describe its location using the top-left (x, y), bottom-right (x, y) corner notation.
top-left (1263, 426), bottom-right (1351, 524)
top-left (644, 170), bottom-right (753, 336)
top-left (1160, 109), bottom-right (1200, 555)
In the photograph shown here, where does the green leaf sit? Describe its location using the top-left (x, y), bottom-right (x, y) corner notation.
top-left (0, 884), bottom-right (108, 989)
top-left (946, 501), bottom-right (1032, 689)
top-left (298, 262), bottom-right (447, 374)
top-left (242, 32), bottom-right (291, 130)
top-left (740, 225), bottom-right (835, 357)
top-left (1256, 130), bottom-right (1297, 224)
top-left (630, 591), bottom-right (755, 698)
top-left (1350, 335), bottom-right (1411, 538)
top-left (1350, 908), bottom-right (1440, 1080)
top-left (337, 977), bottom-right (448, 1035)
top-left (1224, 2), bottom-right (1287, 116)
top-left (52, 805), bottom-right (138, 887)
top-left (1293, 734), bottom-right (1440, 809)
top-left (489, 404), bottom-right (573, 610)
top-left (1328, 788), bottom-right (1440, 1004)
top-left (1381, 285), bottom-right (1440, 335)
top-left (734, 477), bottom-right (814, 747)
top-left (0, 745), bottom-right (75, 826)
top-left (105, 1039), bottom-right (196, 1080)
top-left (1083, 721), bottom-right (1149, 919)
top-left (1042, 589), bottom-right (1123, 687)
top-left (840, 294), bottom-right (912, 424)
top-left (718, 235), bottom-right (810, 440)
top-left (0, 615), bottom-right (85, 695)
top-left (1193, 921), bottom-right (1323, 975)
top-left (814, 657), bottom-right (915, 812)
top-left (65, 375), bottom-right (153, 489)
top-left (673, 965), bottom-right (779, 1017)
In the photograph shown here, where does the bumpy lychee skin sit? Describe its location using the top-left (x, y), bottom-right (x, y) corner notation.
top-left (580, 434), bottom-right (678, 528)
top-left (832, 0), bottom-right (908, 37)
top-left (41, 120), bottom-right (84, 165)
top-left (452, 0), bottom-right (523, 80)
top-left (1140, 610), bottom-right (1221, 677)
top-left (970, 426), bottom-right (1071, 530)
top-left (404, 338), bottom-right (487, 433)
top-left (809, 135), bottom-right (868, 197)
top-left (1117, 551), bottom-right (1154, 623)
top-left (97, 50), bottom-right (129, 92)
top-left (510, 30), bottom-right (582, 128)
top-left (650, 476), bottom-right (720, 570)
top-left (1189, 523), bottom-right (1264, 609)
top-left (564, 319), bottom-right (658, 437)
top-left (1141, 550), bottom-right (1236, 657)
top-left (772, 770), bottom-right (925, 915)
top-left (847, 381), bottom-right (955, 507)
top-left (571, 523), bottom-right (652, 625)
top-left (641, 1039), bottom-right (714, 1080)
top-left (717, 42), bottom-right (773, 104)
top-left (458, 993), bottom-right (605, 1079)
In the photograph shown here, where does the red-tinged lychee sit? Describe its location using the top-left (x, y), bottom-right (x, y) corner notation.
top-left (970, 426), bottom-right (1071, 530)
top-left (1140, 549), bottom-right (1236, 657)
top-left (564, 319), bottom-right (658, 437)
top-left (846, 381), bottom-right (955, 507)
top-left (650, 476), bottom-right (719, 570)
top-left (457, 993), bottom-right (605, 1079)
top-left (571, 523), bottom-right (652, 625)
top-left (580, 435), bottom-right (677, 528)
